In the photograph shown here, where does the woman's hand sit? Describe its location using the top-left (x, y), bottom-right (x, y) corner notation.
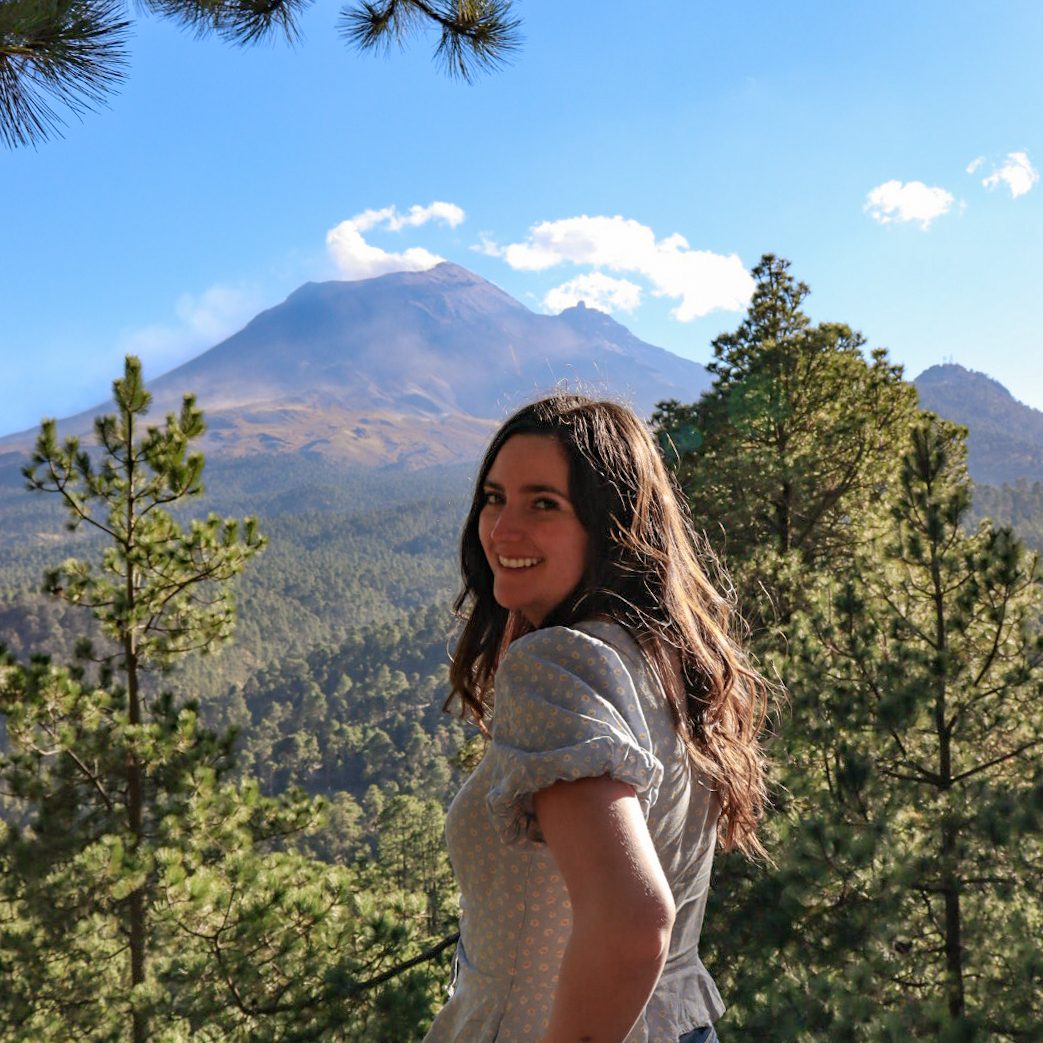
top-left (533, 775), bottom-right (675, 1043)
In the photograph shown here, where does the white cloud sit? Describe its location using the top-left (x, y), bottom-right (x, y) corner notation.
top-left (326, 224), bottom-right (443, 280)
top-left (473, 232), bottom-right (503, 257)
top-left (544, 272), bottom-right (643, 315)
top-left (486, 215), bottom-right (753, 321)
top-left (326, 201), bottom-right (465, 279)
top-left (966, 156), bottom-right (985, 175)
top-left (352, 201), bottom-right (465, 233)
top-left (981, 151), bottom-right (1038, 198)
top-left (864, 180), bottom-right (955, 229)
top-left (118, 284), bottom-right (263, 371)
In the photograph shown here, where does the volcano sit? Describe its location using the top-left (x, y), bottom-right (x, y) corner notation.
top-left (0, 263), bottom-right (711, 469)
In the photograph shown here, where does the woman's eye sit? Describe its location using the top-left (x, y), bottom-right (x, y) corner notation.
top-left (481, 490), bottom-right (503, 506)
top-left (533, 497), bottom-right (559, 510)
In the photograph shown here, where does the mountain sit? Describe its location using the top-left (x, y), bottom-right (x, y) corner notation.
top-left (913, 363), bottom-right (1043, 485)
top-left (0, 263), bottom-right (711, 470)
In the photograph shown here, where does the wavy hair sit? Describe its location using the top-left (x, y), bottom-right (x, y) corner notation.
top-left (448, 393), bottom-right (771, 858)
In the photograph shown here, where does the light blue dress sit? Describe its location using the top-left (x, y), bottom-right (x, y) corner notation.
top-left (424, 620), bottom-right (724, 1043)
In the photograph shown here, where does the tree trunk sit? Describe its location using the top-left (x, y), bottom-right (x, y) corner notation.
top-left (127, 646), bottom-right (147, 1043)
top-left (941, 819), bottom-right (965, 1020)
top-left (930, 495), bottom-right (964, 1022)
top-left (124, 411), bottom-right (148, 1043)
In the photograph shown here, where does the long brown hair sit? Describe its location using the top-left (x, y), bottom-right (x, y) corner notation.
top-left (448, 393), bottom-right (771, 858)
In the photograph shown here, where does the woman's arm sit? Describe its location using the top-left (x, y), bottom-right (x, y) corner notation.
top-left (533, 775), bottom-right (676, 1043)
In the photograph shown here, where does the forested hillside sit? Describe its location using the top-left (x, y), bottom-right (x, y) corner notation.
top-left (916, 363), bottom-right (1043, 485)
top-left (971, 479), bottom-right (1043, 549)
top-left (0, 453), bottom-right (471, 692)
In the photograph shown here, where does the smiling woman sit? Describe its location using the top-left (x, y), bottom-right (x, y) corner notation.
top-left (478, 434), bottom-right (589, 626)
top-left (425, 393), bottom-right (770, 1043)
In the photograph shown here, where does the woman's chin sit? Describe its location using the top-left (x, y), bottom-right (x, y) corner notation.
top-left (492, 589), bottom-right (540, 626)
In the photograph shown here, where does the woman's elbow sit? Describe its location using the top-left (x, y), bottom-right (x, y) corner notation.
top-left (640, 892), bottom-right (676, 962)
top-left (588, 890), bottom-right (676, 965)
top-left (618, 917), bottom-right (675, 974)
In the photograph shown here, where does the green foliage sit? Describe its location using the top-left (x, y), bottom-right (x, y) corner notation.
top-left (0, 652), bottom-right (339, 1041)
top-left (0, 0), bottom-right (129, 148)
top-left (654, 252), bottom-right (918, 630)
top-left (233, 604), bottom-right (466, 801)
top-left (22, 360), bottom-right (265, 670)
top-left (657, 259), bottom-right (1043, 1040)
top-left (340, 0), bottom-right (521, 81)
top-left (0, 357), bottom-right (461, 1041)
top-left (374, 793), bottom-right (456, 933)
top-left (0, 456), bottom-right (467, 700)
top-left (786, 417), bottom-right (1043, 1036)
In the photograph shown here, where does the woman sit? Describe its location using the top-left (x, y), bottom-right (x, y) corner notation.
top-left (424, 394), bottom-right (769, 1043)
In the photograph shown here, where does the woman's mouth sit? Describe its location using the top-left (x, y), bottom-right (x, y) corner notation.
top-left (497, 555), bottom-right (542, 569)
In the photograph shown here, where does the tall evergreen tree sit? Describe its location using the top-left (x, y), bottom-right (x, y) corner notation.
top-left (650, 255), bottom-right (918, 1038)
top-left (654, 253), bottom-right (918, 631)
top-left (0, 357), bottom-right (457, 1041)
top-left (654, 261), bottom-right (1043, 1038)
top-left (1, 356), bottom-right (264, 1034)
top-left (785, 417), bottom-right (1043, 1039)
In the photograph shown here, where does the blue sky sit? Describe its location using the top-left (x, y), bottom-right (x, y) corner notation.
top-left (3, 0), bottom-right (1043, 436)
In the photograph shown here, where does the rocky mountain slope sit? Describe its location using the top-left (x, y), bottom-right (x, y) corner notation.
top-left (0, 263), bottom-right (710, 470)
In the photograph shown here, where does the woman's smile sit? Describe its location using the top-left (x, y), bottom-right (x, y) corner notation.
top-left (478, 434), bottom-right (588, 626)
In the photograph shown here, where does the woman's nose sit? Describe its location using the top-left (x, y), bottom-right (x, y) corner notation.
top-left (490, 503), bottom-right (523, 540)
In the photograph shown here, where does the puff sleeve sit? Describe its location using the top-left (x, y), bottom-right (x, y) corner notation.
top-left (485, 625), bottom-right (664, 844)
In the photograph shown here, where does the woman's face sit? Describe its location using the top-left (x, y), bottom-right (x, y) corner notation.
top-left (478, 434), bottom-right (589, 627)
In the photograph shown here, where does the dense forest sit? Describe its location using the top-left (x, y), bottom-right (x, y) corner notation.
top-left (2, 257), bottom-right (1041, 1040)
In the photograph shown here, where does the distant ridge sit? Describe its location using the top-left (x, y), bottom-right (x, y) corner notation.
top-left (914, 363), bottom-right (1043, 485)
top-left (0, 263), bottom-right (710, 469)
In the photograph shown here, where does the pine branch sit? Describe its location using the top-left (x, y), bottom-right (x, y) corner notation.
top-left (3, 0), bottom-right (519, 145)
top-left (349, 929), bottom-right (459, 992)
top-left (0, 0), bottom-right (129, 147)
top-left (138, 0), bottom-right (310, 47)
top-left (340, 0), bottom-right (520, 80)
top-left (949, 738), bottom-right (1043, 785)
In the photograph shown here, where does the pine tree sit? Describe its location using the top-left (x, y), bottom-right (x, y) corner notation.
top-left (376, 793), bottom-right (455, 934)
top-left (0, 356), bottom-right (458, 1040)
top-left (653, 253), bottom-right (918, 631)
top-left (654, 261), bottom-right (1043, 1038)
top-left (1, 357), bottom-right (261, 1039)
top-left (650, 255), bottom-right (918, 1038)
top-left (786, 417), bottom-right (1043, 1038)
top-left (650, 255), bottom-right (914, 1038)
